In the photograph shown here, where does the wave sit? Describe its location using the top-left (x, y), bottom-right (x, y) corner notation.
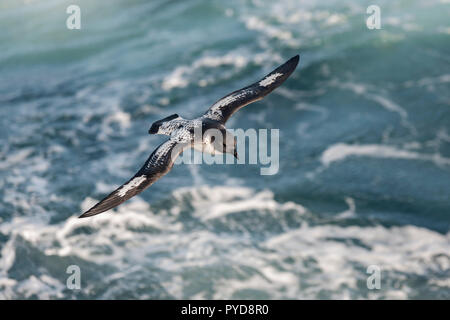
top-left (320, 143), bottom-right (450, 167)
top-left (1, 186), bottom-right (449, 299)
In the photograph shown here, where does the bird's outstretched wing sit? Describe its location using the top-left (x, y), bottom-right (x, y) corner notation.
top-left (202, 55), bottom-right (299, 124)
top-left (79, 139), bottom-right (189, 218)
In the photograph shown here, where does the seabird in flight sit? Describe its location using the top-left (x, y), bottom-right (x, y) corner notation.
top-left (80, 54), bottom-right (299, 218)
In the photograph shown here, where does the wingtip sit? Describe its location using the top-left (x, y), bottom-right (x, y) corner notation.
top-left (78, 211), bottom-right (91, 219)
top-left (290, 54), bottom-right (300, 66)
top-left (78, 208), bottom-right (98, 218)
top-left (277, 54), bottom-right (300, 74)
top-left (275, 54), bottom-right (299, 77)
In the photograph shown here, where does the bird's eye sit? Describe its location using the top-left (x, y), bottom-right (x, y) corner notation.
top-left (210, 136), bottom-right (215, 143)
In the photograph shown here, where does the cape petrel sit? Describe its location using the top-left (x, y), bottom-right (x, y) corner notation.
top-left (80, 55), bottom-right (299, 218)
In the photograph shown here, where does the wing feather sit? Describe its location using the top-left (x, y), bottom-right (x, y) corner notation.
top-left (202, 55), bottom-right (299, 123)
top-left (79, 139), bottom-right (188, 218)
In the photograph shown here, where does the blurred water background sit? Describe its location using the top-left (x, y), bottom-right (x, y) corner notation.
top-left (0, 0), bottom-right (449, 299)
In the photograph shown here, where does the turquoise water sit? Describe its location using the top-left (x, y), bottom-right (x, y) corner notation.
top-left (0, 0), bottom-right (449, 299)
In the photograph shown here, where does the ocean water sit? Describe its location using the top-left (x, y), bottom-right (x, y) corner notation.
top-left (0, 0), bottom-right (449, 299)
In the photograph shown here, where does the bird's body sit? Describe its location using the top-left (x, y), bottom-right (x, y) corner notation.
top-left (80, 55), bottom-right (300, 218)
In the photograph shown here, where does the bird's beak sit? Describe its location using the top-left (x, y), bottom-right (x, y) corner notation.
top-left (233, 149), bottom-right (239, 160)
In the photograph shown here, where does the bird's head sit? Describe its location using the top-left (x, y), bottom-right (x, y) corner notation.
top-left (148, 113), bottom-right (180, 135)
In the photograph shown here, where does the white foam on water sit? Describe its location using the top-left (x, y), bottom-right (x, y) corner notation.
top-left (0, 148), bottom-right (34, 170)
top-left (106, 110), bottom-right (131, 128)
top-left (366, 93), bottom-right (408, 120)
top-left (236, 1), bottom-right (358, 50)
top-left (320, 143), bottom-right (450, 167)
top-left (294, 102), bottom-right (329, 128)
top-left (1, 184), bottom-right (448, 299)
top-left (210, 223), bottom-right (450, 299)
top-left (332, 80), bottom-right (419, 134)
top-left (172, 186), bottom-right (306, 221)
top-left (335, 81), bottom-right (410, 120)
top-left (15, 275), bottom-right (66, 300)
top-left (1, 146), bottom-right (53, 215)
top-left (162, 53), bottom-right (249, 91)
top-left (263, 224), bottom-right (449, 298)
top-left (98, 110), bottom-right (132, 141)
top-left (404, 74), bottom-right (450, 88)
top-left (336, 197), bottom-right (356, 219)
top-left (245, 16), bottom-right (294, 42)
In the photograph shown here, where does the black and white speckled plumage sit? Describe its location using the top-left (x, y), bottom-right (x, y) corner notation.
top-left (202, 55), bottom-right (299, 123)
top-left (80, 55), bottom-right (299, 218)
